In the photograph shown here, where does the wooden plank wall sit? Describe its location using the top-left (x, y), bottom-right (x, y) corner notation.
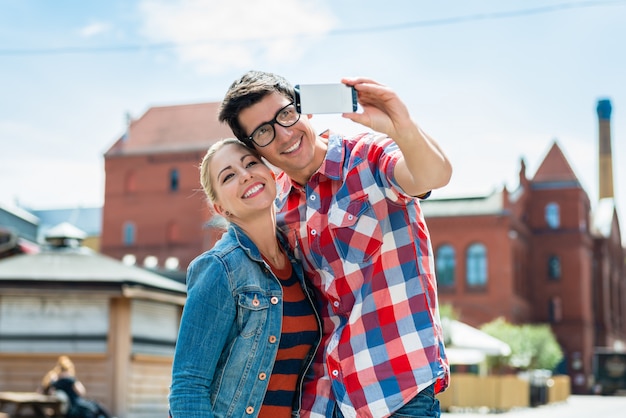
top-left (126, 354), bottom-right (173, 418)
top-left (0, 353), bottom-right (111, 408)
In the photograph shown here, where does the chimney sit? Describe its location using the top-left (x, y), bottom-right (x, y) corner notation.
top-left (597, 99), bottom-right (614, 199)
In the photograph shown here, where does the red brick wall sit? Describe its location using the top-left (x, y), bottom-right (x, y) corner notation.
top-left (101, 150), bottom-right (219, 273)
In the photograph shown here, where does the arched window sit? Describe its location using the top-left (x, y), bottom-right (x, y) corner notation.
top-left (436, 244), bottom-right (456, 287)
top-left (170, 168), bottom-right (179, 192)
top-left (545, 202), bottom-right (560, 229)
top-left (466, 243), bottom-right (487, 287)
top-left (166, 221), bottom-right (180, 243)
top-left (125, 170), bottom-right (137, 194)
top-left (548, 255), bottom-right (561, 280)
top-left (123, 222), bottom-right (136, 246)
top-left (549, 296), bottom-right (563, 323)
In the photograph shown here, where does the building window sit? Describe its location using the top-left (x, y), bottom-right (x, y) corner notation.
top-left (545, 202), bottom-right (560, 229)
top-left (436, 244), bottom-right (456, 287)
top-left (466, 243), bottom-right (487, 287)
top-left (125, 170), bottom-right (137, 194)
top-left (167, 221), bottom-right (179, 243)
top-left (549, 296), bottom-right (563, 323)
top-left (123, 222), bottom-right (136, 246)
top-left (170, 169), bottom-right (179, 192)
top-left (548, 255), bottom-right (561, 280)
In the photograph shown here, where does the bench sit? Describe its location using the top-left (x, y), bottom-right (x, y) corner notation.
top-left (0, 392), bottom-right (63, 418)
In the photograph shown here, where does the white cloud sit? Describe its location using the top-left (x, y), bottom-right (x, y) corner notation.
top-left (137, 0), bottom-right (337, 73)
top-left (79, 22), bottom-right (112, 38)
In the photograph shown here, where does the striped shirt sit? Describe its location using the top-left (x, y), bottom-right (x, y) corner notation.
top-left (275, 131), bottom-right (449, 418)
top-left (259, 255), bottom-right (318, 418)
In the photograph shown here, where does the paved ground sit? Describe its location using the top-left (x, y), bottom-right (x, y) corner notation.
top-left (441, 395), bottom-right (626, 418)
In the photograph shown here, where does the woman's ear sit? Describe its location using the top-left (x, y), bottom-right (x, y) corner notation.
top-left (213, 203), bottom-right (225, 217)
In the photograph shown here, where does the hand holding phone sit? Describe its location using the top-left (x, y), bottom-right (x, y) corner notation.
top-left (294, 83), bottom-right (358, 114)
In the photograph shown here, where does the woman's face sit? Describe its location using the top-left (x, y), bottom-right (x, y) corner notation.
top-left (210, 143), bottom-right (276, 221)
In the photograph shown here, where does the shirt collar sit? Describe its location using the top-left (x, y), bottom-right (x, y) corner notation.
top-left (314, 130), bottom-right (345, 181)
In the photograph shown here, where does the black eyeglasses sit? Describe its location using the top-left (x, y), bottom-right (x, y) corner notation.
top-left (246, 102), bottom-right (300, 147)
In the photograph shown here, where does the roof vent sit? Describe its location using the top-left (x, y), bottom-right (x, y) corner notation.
top-left (44, 222), bottom-right (87, 249)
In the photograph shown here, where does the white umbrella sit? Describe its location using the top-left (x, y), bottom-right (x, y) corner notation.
top-left (443, 318), bottom-right (511, 357)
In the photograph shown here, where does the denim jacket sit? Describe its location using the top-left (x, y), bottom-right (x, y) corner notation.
top-left (169, 224), bottom-right (321, 418)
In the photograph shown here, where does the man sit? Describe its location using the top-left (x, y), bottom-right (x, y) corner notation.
top-left (219, 70), bottom-right (451, 418)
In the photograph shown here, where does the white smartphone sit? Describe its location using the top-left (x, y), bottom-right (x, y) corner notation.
top-left (294, 83), bottom-right (358, 114)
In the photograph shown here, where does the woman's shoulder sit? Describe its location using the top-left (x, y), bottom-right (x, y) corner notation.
top-left (186, 237), bottom-right (262, 289)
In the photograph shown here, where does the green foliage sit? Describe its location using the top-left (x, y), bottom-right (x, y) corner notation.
top-left (481, 317), bottom-right (563, 371)
top-left (439, 303), bottom-right (459, 321)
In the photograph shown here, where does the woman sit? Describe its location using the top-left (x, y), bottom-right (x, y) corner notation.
top-left (41, 355), bottom-right (113, 418)
top-left (168, 138), bottom-right (321, 417)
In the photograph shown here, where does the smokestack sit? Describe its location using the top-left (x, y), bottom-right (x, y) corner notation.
top-left (597, 99), bottom-right (614, 199)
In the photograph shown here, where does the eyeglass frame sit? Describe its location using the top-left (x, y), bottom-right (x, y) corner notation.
top-left (245, 102), bottom-right (300, 148)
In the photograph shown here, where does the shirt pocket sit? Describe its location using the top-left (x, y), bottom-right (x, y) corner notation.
top-left (329, 195), bottom-right (383, 264)
top-left (237, 291), bottom-right (269, 338)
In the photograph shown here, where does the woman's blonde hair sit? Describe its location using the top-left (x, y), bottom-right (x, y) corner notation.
top-left (199, 138), bottom-right (259, 204)
top-left (41, 355), bottom-right (75, 390)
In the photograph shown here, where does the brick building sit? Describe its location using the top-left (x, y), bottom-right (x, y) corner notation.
top-left (423, 99), bottom-right (625, 394)
top-left (100, 99), bottom-right (625, 394)
top-left (101, 102), bottom-right (233, 281)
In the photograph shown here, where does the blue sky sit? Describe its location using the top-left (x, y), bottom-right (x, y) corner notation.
top-left (1, 0), bottom-right (625, 241)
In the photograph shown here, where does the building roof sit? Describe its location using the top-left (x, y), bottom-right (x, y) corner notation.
top-left (0, 203), bottom-right (39, 243)
top-left (0, 246), bottom-right (186, 295)
top-left (532, 141), bottom-right (581, 186)
top-left (29, 206), bottom-right (102, 239)
top-left (105, 102), bottom-right (234, 156)
top-left (421, 189), bottom-right (505, 218)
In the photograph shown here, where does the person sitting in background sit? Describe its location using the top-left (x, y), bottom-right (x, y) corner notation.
top-left (40, 355), bottom-right (114, 418)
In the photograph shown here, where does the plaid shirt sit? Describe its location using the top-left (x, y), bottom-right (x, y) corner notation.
top-left (275, 131), bottom-right (449, 418)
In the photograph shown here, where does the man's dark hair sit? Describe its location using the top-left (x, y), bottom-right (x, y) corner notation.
top-left (218, 70), bottom-right (295, 147)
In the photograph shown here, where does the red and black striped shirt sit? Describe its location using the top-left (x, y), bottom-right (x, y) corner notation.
top-left (258, 258), bottom-right (318, 418)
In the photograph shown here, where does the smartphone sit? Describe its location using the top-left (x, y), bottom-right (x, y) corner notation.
top-left (294, 83), bottom-right (358, 114)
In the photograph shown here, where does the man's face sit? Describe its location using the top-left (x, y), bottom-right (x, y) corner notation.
top-left (238, 92), bottom-right (325, 185)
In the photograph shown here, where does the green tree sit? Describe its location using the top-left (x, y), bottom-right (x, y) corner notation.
top-left (481, 317), bottom-right (563, 371)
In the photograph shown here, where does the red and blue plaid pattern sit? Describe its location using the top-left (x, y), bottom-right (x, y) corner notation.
top-left (276, 131), bottom-right (449, 418)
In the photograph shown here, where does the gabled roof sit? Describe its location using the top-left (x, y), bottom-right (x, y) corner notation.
top-left (532, 141), bottom-right (580, 186)
top-left (105, 102), bottom-right (234, 156)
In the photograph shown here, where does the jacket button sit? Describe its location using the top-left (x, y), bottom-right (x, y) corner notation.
top-left (270, 296), bottom-right (279, 304)
top-left (246, 406), bottom-right (254, 414)
top-left (259, 372), bottom-right (267, 380)
top-left (269, 335), bottom-right (277, 343)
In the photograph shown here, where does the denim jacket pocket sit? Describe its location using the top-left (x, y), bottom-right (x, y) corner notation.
top-left (237, 291), bottom-right (270, 338)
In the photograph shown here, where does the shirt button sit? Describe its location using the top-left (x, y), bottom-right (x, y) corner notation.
top-left (246, 406), bottom-right (254, 414)
top-left (252, 299), bottom-right (260, 307)
top-left (311, 229), bottom-right (317, 236)
top-left (333, 301), bottom-right (340, 308)
top-left (270, 296), bottom-right (279, 304)
top-left (269, 335), bottom-right (277, 343)
top-left (310, 195), bottom-right (316, 201)
top-left (332, 369), bottom-right (339, 377)
top-left (348, 214), bottom-right (354, 220)
top-left (259, 372), bottom-right (267, 380)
